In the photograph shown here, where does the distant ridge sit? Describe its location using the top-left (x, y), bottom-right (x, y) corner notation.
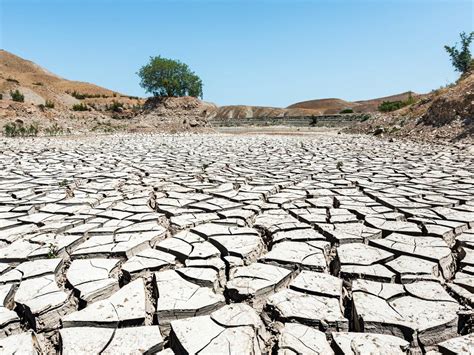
top-left (288, 91), bottom-right (419, 114)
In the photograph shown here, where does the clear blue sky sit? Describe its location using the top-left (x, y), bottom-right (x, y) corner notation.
top-left (1, 0), bottom-right (472, 107)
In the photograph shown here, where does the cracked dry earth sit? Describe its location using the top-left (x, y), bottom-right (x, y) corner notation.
top-left (0, 133), bottom-right (472, 355)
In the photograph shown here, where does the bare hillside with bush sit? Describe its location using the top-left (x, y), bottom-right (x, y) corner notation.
top-left (0, 50), bottom-right (146, 134)
top-left (345, 73), bottom-right (473, 142)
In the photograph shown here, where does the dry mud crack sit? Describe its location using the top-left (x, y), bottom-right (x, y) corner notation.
top-left (0, 133), bottom-right (472, 354)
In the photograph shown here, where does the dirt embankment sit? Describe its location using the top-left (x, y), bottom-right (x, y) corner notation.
top-left (344, 73), bottom-right (474, 142)
top-left (133, 96), bottom-right (217, 132)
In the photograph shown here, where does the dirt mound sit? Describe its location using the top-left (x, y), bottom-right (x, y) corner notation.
top-left (134, 96), bottom-right (217, 131)
top-left (344, 73), bottom-right (474, 142)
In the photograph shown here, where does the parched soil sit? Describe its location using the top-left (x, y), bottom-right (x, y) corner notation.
top-left (0, 133), bottom-right (472, 354)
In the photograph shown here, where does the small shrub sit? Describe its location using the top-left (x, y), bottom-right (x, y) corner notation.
top-left (33, 82), bottom-right (43, 86)
top-left (45, 100), bottom-right (55, 108)
top-left (106, 100), bottom-right (124, 112)
top-left (378, 94), bottom-right (416, 112)
top-left (10, 89), bottom-right (24, 102)
top-left (47, 243), bottom-right (58, 259)
top-left (72, 103), bottom-right (89, 111)
top-left (378, 101), bottom-right (404, 112)
top-left (3, 121), bottom-right (39, 137)
top-left (70, 91), bottom-right (86, 100)
top-left (3, 123), bottom-right (16, 137)
top-left (27, 122), bottom-right (39, 136)
top-left (360, 114), bottom-right (370, 122)
top-left (91, 121), bottom-right (123, 133)
top-left (405, 94), bottom-right (416, 105)
top-left (58, 179), bottom-right (68, 187)
top-left (336, 161), bottom-right (344, 169)
top-left (339, 108), bottom-right (354, 114)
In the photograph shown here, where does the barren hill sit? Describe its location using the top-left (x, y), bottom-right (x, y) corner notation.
top-left (345, 73), bottom-right (474, 142)
top-left (0, 50), bottom-right (142, 109)
top-left (288, 92), bottom-right (419, 114)
top-left (0, 50), bottom-right (148, 133)
top-left (214, 91), bottom-right (421, 119)
top-left (287, 98), bottom-right (353, 113)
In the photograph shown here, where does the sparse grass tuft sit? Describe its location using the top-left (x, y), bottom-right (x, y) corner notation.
top-left (47, 243), bottom-right (59, 259)
top-left (45, 123), bottom-right (63, 136)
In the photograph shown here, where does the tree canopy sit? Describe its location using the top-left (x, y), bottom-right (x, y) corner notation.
top-left (444, 31), bottom-right (474, 74)
top-left (137, 56), bottom-right (203, 98)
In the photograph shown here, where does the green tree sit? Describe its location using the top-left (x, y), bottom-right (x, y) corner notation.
top-left (137, 56), bottom-right (203, 98)
top-left (444, 31), bottom-right (474, 74)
